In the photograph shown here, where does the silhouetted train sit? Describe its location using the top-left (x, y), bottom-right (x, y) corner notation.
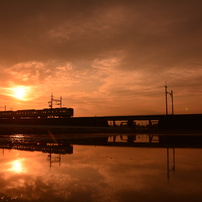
top-left (0, 107), bottom-right (74, 119)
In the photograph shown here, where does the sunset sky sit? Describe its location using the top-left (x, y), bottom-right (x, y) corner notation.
top-left (0, 0), bottom-right (202, 116)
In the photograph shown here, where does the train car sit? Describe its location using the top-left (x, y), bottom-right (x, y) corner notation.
top-left (0, 107), bottom-right (74, 119)
top-left (0, 111), bottom-right (14, 119)
top-left (39, 108), bottom-right (74, 118)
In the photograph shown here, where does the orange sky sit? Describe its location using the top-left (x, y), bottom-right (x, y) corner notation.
top-left (0, 0), bottom-right (202, 116)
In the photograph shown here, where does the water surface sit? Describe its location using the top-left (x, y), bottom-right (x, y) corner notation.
top-left (0, 133), bottom-right (202, 202)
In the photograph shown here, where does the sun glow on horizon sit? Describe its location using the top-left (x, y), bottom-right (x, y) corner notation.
top-left (10, 86), bottom-right (30, 100)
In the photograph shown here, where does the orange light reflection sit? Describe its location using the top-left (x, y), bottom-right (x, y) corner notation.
top-left (9, 160), bottom-right (26, 173)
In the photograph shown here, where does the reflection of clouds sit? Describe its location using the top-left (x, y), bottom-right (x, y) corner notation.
top-left (0, 172), bottom-right (104, 201)
top-left (54, 146), bottom-right (166, 200)
top-left (58, 146), bottom-right (202, 201)
top-left (0, 147), bottom-right (202, 201)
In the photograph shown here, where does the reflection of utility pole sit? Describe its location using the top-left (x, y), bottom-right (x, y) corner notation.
top-left (47, 153), bottom-right (61, 169)
top-left (164, 83), bottom-right (174, 115)
top-left (167, 148), bottom-right (176, 180)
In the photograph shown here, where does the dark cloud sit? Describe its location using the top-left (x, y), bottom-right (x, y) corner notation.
top-left (0, 0), bottom-right (202, 114)
top-left (1, 0), bottom-right (201, 68)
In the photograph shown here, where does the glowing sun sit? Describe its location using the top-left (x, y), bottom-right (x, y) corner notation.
top-left (11, 86), bottom-right (29, 100)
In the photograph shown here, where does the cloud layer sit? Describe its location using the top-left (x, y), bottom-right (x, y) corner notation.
top-left (0, 0), bottom-right (202, 115)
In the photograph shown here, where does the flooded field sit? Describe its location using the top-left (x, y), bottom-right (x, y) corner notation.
top-left (0, 133), bottom-right (202, 202)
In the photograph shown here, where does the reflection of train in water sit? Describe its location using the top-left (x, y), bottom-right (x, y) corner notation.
top-left (0, 108), bottom-right (74, 119)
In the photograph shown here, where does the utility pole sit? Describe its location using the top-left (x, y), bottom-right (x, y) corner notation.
top-left (165, 83), bottom-right (168, 115)
top-left (167, 90), bottom-right (174, 115)
top-left (48, 93), bottom-right (53, 109)
top-left (48, 93), bottom-right (62, 109)
top-left (60, 96), bottom-right (62, 108)
top-left (164, 83), bottom-right (174, 115)
top-left (171, 90), bottom-right (174, 115)
top-left (0, 105), bottom-right (6, 111)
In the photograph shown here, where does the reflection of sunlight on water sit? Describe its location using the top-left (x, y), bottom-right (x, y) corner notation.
top-left (8, 159), bottom-right (26, 173)
top-left (10, 134), bottom-right (24, 139)
top-left (11, 134), bottom-right (24, 137)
